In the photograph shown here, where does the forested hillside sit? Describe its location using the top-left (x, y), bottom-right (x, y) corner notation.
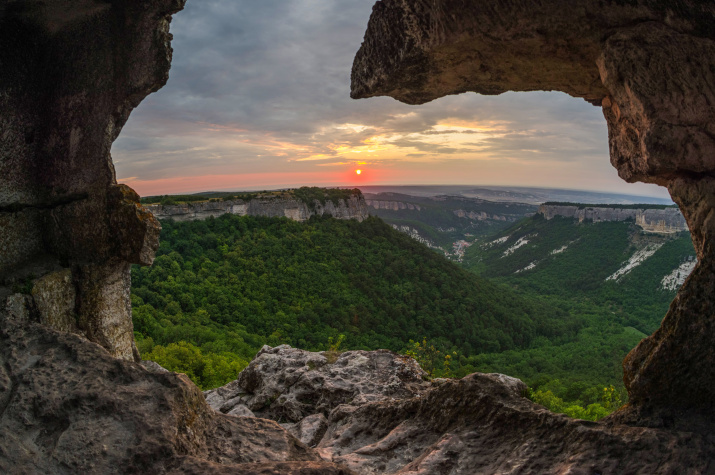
top-left (132, 210), bottom-right (695, 420)
top-left (458, 213), bottom-right (696, 414)
top-left (464, 214), bottom-right (695, 335)
top-left (364, 193), bottom-right (536, 249)
top-left (132, 214), bottom-right (577, 388)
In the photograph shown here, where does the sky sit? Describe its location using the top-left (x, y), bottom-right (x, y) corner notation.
top-left (112, 0), bottom-right (670, 200)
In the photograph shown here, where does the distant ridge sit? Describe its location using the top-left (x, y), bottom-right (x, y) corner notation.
top-left (542, 201), bottom-right (677, 210)
top-left (144, 187), bottom-right (369, 222)
top-left (538, 203), bottom-right (687, 234)
top-left (357, 185), bottom-right (673, 206)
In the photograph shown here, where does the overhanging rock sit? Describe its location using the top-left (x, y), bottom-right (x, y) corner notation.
top-left (352, 0), bottom-right (715, 428)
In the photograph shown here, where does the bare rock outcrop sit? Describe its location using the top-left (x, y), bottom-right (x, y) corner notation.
top-left (0, 308), bottom-right (352, 474)
top-left (0, 0), bottom-right (169, 360)
top-left (538, 204), bottom-right (688, 234)
top-left (204, 345), bottom-right (429, 425)
top-left (208, 346), bottom-right (714, 474)
top-left (352, 0), bottom-right (715, 430)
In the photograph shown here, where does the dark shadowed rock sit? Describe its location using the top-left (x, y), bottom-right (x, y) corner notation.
top-left (352, 0), bottom-right (715, 430)
top-left (0, 0), bottom-right (169, 360)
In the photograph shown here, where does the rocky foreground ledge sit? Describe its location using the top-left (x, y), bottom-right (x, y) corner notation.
top-left (0, 308), bottom-right (348, 474)
top-left (0, 307), bottom-right (712, 474)
top-left (206, 345), bottom-right (713, 474)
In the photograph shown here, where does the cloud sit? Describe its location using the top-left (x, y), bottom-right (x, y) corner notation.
top-left (111, 0), bottom-right (670, 199)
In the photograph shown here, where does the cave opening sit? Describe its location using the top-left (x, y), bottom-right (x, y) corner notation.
top-left (108, 0), bottom-right (699, 427)
top-left (0, 0), bottom-right (713, 472)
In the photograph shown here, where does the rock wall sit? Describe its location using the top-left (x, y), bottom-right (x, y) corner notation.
top-left (454, 209), bottom-right (509, 221)
top-left (2, 0), bottom-right (714, 472)
top-left (146, 195), bottom-right (369, 222)
top-left (0, 0), bottom-right (174, 360)
top-left (539, 204), bottom-right (688, 233)
top-left (365, 199), bottom-right (421, 211)
top-left (352, 0), bottom-right (715, 430)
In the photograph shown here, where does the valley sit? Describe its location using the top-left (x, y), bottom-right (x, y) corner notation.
top-left (132, 188), bottom-right (696, 421)
top-left (363, 192), bottom-right (536, 256)
top-left (131, 213), bottom-right (574, 389)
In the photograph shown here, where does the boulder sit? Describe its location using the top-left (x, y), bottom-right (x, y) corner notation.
top-left (204, 345), bottom-right (429, 423)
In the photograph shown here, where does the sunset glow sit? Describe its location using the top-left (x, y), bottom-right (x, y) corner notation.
top-left (110, 0), bottom-right (671, 200)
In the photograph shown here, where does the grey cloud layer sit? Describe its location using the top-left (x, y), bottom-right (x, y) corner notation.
top-left (112, 0), bottom-right (667, 198)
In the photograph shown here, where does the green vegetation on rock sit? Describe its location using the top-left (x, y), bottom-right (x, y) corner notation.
top-left (140, 187), bottom-right (361, 208)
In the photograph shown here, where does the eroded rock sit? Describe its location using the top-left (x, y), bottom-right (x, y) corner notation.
top-left (0, 311), bottom-right (351, 474)
top-left (284, 414), bottom-right (330, 448)
top-left (0, 0), bottom-right (166, 360)
top-left (208, 346), bottom-right (714, 474)
top-left (204, 345), bottom-right (429, 423)
top-left (31, 269), bottom-right (77, 334)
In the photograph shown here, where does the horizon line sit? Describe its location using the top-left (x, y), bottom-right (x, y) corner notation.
top-left (139, 183), bottom-right (672, 201)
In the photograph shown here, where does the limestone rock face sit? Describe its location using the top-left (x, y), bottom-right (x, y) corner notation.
top-left (365, 200), bottom-right (421, 211)
top-left (538, 204), bottom-right (688, 234)
top-left (0, 0), bottom-right (167, 360)
top-left (147, 195), bottom-right (370, 223)
top-left (207, 346), bottom-right (713, 474)
top-left (285, 413), bottom-right (329, 448)
top-left (0, 311), bottom-right (352, 474)
top-left (352, 0), bottom-right (715, 429)
top-left (204, 345), bottom-right (429, 424)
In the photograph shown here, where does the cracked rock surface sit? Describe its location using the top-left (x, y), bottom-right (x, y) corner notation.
top-left (204, 345), bottom-right (429, 425)
top-left (207, 346), bottom-right (714, 474)
top-left (0, 309), bottom-right (352, 474)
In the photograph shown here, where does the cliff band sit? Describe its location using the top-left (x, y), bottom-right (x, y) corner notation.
top-left (146, 196), bottom-right (369, 222)
top-left (538, 204), bottom-right (688, 234)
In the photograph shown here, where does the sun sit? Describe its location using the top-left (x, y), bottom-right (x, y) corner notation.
top-left (356, 169), bottom-right (362, 175)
